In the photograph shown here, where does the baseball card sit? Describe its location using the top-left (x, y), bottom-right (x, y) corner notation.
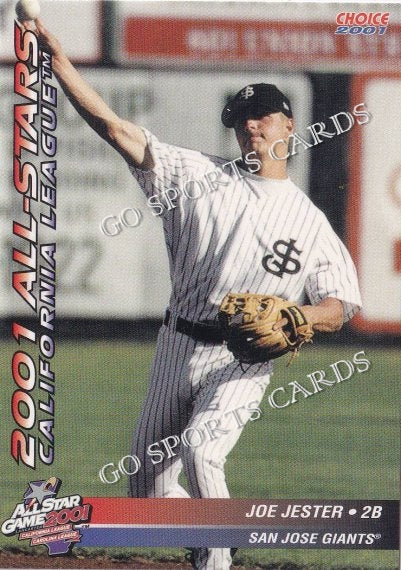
top-left (0, 1), bottom-right (399, 569)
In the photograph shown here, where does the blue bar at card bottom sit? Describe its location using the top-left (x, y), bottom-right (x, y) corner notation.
top-left (79, 527), bottom-right (398, 549)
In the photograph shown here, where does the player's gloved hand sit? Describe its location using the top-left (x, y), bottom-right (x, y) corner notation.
top-left (218, 293), bottom-right (314, 364)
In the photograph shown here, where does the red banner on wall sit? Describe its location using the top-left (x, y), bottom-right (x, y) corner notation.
top-left (122, 17), bottom-right (401, 67)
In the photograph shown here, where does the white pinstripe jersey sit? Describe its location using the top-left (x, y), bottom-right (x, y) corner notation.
top-left (130, 129), bottom-right (362, 323)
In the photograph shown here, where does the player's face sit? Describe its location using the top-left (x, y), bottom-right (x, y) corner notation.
top-left (234, 112), bottom-right (293, 160)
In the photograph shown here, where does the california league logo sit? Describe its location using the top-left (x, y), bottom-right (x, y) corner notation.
top-left (1, 477), bottom-right (91, 555)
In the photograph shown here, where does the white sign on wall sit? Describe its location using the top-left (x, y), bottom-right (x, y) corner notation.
top-left (2, 68), bottom-right (170, 318)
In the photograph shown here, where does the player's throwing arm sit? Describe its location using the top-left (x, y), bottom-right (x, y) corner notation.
top-left (19, 16), bottom-right (151, 169)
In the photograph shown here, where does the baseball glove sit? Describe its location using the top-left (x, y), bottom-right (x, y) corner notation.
top-left (218, 293), bottom-right (314, 364)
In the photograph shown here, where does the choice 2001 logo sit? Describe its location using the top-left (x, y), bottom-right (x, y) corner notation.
top-left (1, 478), bottom-right (91, 555)
top-left (335, 12), bottom-right (389, 35)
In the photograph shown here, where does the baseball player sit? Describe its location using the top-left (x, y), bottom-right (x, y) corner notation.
top-left (32, 19), bottom-right (361, 570)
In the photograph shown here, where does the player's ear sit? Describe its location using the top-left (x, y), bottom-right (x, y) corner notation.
top-left (285, 117), bottom-right (294, 134)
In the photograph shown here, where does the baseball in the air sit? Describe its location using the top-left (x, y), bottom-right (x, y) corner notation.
top-left (15, 0), bottom-right (41, 21)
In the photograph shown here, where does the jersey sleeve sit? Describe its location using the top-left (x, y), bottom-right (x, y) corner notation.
top-left (304, 216), bottom-right (362, 322)
top-left (128, 127), bottom-right (216, 198)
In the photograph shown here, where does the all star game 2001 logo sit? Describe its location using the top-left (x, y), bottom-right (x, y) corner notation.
top-left (1, 478), bottom-right (91, 555)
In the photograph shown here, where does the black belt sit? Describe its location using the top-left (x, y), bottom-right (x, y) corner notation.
top-left (163, 310), bottom-right (224, 344)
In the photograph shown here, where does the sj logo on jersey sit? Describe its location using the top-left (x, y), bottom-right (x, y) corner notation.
top-left (262, 239), bottom-right (302, 277)
top-left (1, 477), bottom-right (91, 555)
top-left (335, 12), bottom-right (389, 35)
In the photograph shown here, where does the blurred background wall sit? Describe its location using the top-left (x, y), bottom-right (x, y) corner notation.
top-left (1, 1), bottom-right (400, 341)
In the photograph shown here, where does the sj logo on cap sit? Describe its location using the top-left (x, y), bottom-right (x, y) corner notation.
top-left (240, 86), bottom-right (254, 99)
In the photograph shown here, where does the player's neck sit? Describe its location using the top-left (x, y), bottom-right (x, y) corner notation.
top-left (257, 160), bottom-right (288, 180)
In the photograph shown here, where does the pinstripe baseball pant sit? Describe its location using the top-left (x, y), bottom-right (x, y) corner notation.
top-left (129, 312), bottom-right (272, 569)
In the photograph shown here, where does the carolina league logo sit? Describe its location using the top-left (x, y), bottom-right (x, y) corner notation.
top-left (1, 478), bottom-right (91, 555)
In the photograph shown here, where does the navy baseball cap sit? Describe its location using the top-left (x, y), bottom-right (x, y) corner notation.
top-left (221, 83), bottom-right (293, 128)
